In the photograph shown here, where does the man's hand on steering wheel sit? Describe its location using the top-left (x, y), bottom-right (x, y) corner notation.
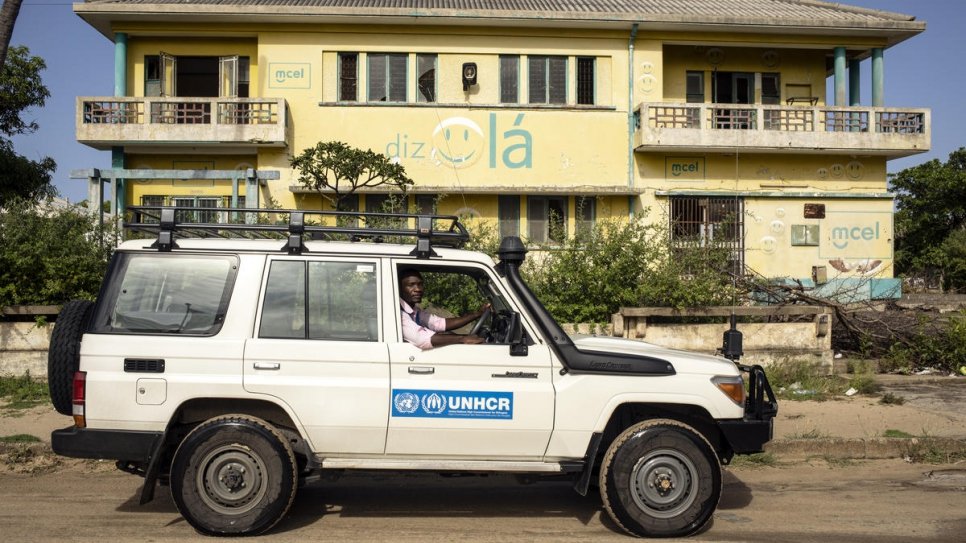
top-left (469, 303), bottom-right (492, 337)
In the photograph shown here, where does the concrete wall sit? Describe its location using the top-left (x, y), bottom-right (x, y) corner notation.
top-left (0, 322), bottom-right (51, 377)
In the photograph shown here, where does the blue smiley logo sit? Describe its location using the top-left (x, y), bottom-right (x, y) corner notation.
top-left (431, 117), bottom-right (485, 169)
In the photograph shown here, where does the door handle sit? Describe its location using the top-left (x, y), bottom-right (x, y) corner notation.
top-left (408, 366), bottom-right (435, 375)
top-left (253, 362), bottom-right (281, 371)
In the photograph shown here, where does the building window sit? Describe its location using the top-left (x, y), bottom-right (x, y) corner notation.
top-left (669, 196), bottom-right (744, 274)
top-left (414, 195), bottom-right (436, 215)
top-left (686, 71), bottom-right (704, 103)
top-left (576, 57), bottom-right (595, 105)
top-left (761, 73), bottom-right (781, 105)
top-left (173, 196), bottom-right (220, 223)
top-left (498, 195), bottom-right (520, 239)
top-left (416, 54), bottom-right (437, 103)
top-left (338, 53), bottom-right (358, 102)
top-left (528, 55), bottom-right (566, 104)
top-left (528, 196), bottom-right (567, 243)
top-left (368, 53), bottom-right (407, 102)
top-left (576, 196), bottom-right (596, 236)
top-left (145, 56), bottom-right (161, 97)
top-left (500, 55), bottom-right (519, 103)
top-left (334, 194), bottom-right (359, 227)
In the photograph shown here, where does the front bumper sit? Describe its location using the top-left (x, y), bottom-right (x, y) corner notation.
top-left (51, 426), bottom-right (163, 463)
top-left (719, 364), bottom-right (779, 454)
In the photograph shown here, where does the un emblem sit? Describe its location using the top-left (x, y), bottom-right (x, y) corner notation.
top-left (394, 392), bottom-right (420, 414)
top-left (421, 392), bottom-right (447, 415)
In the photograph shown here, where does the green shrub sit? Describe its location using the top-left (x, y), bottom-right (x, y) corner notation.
top-left (0, 199), bottom-right (114, 306)
top-left (514, 213), bottom-right (740, 324)
top-left (885, 311), bottom-right (966, 374)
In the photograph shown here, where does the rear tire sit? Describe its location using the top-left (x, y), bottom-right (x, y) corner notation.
top-left (599, 419), bottom-right (721, 538)
top-left (170, 415), bottom-right (298, 536)
top-left (47, 300), bottom-right (94, 415)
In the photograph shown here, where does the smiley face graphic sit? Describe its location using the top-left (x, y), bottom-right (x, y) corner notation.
top-left (431, 117), bottom-right (485, 169)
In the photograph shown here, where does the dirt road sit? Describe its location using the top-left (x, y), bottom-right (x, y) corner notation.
top-left (0, 458), bottom-right (963, 542)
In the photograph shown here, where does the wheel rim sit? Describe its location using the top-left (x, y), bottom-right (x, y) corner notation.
top-left (196, 444), bottom-right (268, 515)
top-left (629, 448), bottom-right (698, 519)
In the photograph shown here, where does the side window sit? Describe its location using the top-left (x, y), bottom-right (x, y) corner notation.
top-left (259, 260), bottom-right (306, 339)
top-left (368, 53), bottom-right (407, 102)
top-left (528, 55), bottom-right (566, 104)
top-left (338, 52), bottom-right (359, 102)
top-left (500, 55), bottom-right (519, 103)
top-left (308, 261), bottom-right (378, 340)
top-left (416, 53), bottom-right (437, 103)
top-left (686, 71), bottom-right (704, 103)
top-left (576, 57), bottom-right (595, 105)
top-left (761, 73), bottom-right (781, 105)
top-left (259, 260), bottom-right (379, 341)
top-left (98, 254), bottom-right (237, 335)
top-left (528, 195), bottom-right (567, 243)
top-left (145, 56), bottom-right (161, 97)
top-left (498, 195), bottom-right (520, 239)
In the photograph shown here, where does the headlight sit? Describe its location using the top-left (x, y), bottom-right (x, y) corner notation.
top-left (712, 375), bottom-right (745, 407)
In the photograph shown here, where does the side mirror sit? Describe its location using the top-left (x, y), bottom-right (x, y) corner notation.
top-left (507, 313), bottom-right (528, 356)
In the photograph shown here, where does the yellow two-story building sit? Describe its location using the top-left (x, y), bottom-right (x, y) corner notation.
top-left (73, 0), bottom-right (929, 299)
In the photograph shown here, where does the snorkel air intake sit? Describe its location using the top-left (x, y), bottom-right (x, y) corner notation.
top-left (496, 236), bottom-right (674, 376)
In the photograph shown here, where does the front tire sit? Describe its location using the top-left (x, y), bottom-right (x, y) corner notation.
top-left (170, 415), bottom-right (297, 536)
top-left (599, 419), bottom-right (721, 538)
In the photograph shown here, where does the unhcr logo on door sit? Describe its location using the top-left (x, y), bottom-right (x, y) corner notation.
top-left (391, 389), bottom-right (513, 419)
top-left (268, 63), bottom-right (311, 89)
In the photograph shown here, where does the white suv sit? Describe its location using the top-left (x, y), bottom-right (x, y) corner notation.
top-left (48, 207), bottom-right (776, 538)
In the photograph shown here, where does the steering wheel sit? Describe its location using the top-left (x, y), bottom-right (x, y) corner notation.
top-left (469, 307), bottom-right (492, 337)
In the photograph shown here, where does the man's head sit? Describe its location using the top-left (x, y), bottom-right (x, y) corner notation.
top-left (398, 268), bottom-right (424, 306)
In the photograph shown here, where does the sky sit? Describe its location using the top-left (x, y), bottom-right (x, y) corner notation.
top-left (8, 0), bottom-right (966, 203)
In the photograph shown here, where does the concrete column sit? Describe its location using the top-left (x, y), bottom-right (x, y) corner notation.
top-left (112, 148), bottom-right (125, 216)
top-left (872, 48), bottom-right (884, 107)
top-left (834, 47), bottom-right (847, 106)
top-left (849, 59), bottom-right (861, 106)
top-left (114, 33), bottom-right (127, 97)
top-left (113, 33), bottom-right (127, 219)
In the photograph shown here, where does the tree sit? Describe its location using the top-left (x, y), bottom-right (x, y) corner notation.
top-left (892, 148), bottom-right (966, 291)
top-left (0, 0), bottom-right (23, 68)
top-left (0, 45), bottom-right (56, 207)
top-left (290, 141), bottom-right (413, 212)
top-left (0, 198), bottom-right (114, 306)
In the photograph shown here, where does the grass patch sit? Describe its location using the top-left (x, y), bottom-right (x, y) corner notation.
top-left (788, 428), bottom-right (829, 440)
top-left (0, 373), bottom-right (49, 411)
top-left (729, 452), bottom-right (778, 468)
top-left (901, 441), bottom-right (966, 464)
top-left (847, 372), bottom-right (880, 395)
top-left (0, 434), bottom-right (41, 444)
top-left (765, 360), bottom-right (846, 401)
top-left (879, 393), bottom-right (906, 406)
top-left (883, 429), bottom-right (915, 438)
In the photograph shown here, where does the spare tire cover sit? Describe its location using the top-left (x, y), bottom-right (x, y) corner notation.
top-left (47, 300), bottom-right (94, 416)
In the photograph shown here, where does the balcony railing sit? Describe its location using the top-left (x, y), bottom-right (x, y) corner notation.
top-left (636, 102), bottom-right (930, 158)
top-left (77, 96), bottom-right (288, 151)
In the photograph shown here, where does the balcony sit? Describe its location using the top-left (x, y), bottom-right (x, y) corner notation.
top-left (634, 102), bottom-right (930, 158)
top-left (76, 97), bottom-right (288, 153)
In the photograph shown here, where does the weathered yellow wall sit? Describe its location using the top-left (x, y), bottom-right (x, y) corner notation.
top-left (662, 45), bottom-right (828, 105)
top-left (636, 154), bottom-right (888, 194)
top-left (110, 22), bottom-right (901, 282)
top-left (125, 37), bottom-right (259, 96)
top-left (744, 197), bottom-right (894, 280)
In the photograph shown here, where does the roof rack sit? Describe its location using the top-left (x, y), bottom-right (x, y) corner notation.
top-left (124, 206), bottom-right (470, 258)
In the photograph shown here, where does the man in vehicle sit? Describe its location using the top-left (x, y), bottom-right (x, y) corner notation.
top-left (398, 268), bottom-right (490, 349)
